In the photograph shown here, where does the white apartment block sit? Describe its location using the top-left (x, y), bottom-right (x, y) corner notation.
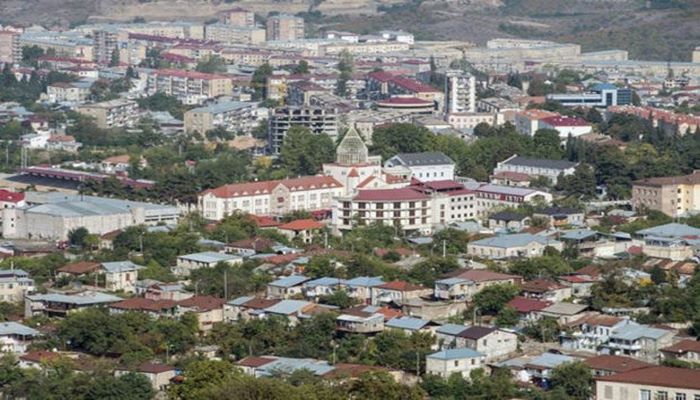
top-left (76, 99), bottom-right (138, 129)
top-left (199, 175), bottom-right (343, 220)
top-left (445, 70), bottom-right (476, 114)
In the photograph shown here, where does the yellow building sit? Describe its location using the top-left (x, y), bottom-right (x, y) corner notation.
top-left (632, 172), bottom-right (700, 217)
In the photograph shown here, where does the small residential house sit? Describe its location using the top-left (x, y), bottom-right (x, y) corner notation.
top-left (583, 354), bottom-right (652, 377)
top-left (533, 207), bottom-right (585, 227)
top-left (177, 296), bottom-right (225, 332)
top-left (108, 298), bottom-right (178, 318)
top-left (523, 353), bottom-right (577, 387)
top-left (558, 274), bottom-right (597, 298)
top-left (0, 321), bottom-right (39, 354)
top-left (661, 340), bottom-right (700, 363)
top-left (385, 316), bottom-right (437, 335)
top-left (276, 219), bottom-right (325, 244)
top-left (538, 302), bottom-right (588, 325)
top-left (175, 252), bottom-right (242, 275)
top-left (224, 297), bottom-right (280, 322)
top-left (426, 348), bottom-right (486, 379)
top-left (371, 280), bottom-right (432, 305)
top-left (345, 276), bottom-right (384, 305)
top-left (488, 212), bottom-right (531, 232)
top-left (455, 326), bottom-right (518, 362)
top-left (603, 322), bottom-right (675, 362)
top-left (0, 269), bottom-right (35, 302)
top-left (560, 313), bottom-right (627, 353)
top-left (260, 299), bottom-right (319, 325)
top-left (520, 279), bottom-right (572, 303)
top-left (56, 261), bottom-right (101, 278)
top-left (505, 296), bottom-right (551, 326)
top-left (434, 270), bottom-right (521, 301)
top-left (100, 261), bottom-right (144, 293)
top-left (304, 277), bottom-right (346, 300)
top-left (114, 363), bottom-right (178, 391)
top-left (267, 275), bottom-right (310, 299)
top-left (225, 237), bottom-right (276, 257)
top-left (467, 233), bottom-right (563, 259)
top-left (25, 291), bottom-right (122, 318)
top-left (435, 324), bottom-right (470, 349)
top-left (336, 307), bottom-right (385, 334)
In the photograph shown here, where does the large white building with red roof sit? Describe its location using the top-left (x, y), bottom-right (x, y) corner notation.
top-left (198, 175), bottom-right (343, 221)
top-left (539, 115), bottom-right (592, 139)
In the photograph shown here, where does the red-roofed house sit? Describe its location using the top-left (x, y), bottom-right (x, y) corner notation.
top-left (277, 219), bottom-right (325, 243)
top-left (0, 189), bottom-right (25, 210)
top-left (506, 296), bottom-right (551, 325)
top-left (595, 366), bottom-right (700, 400)
top-left (115, 363), bottom-right (178, 391)
top-left (199, 175), bottom-right (343, 221)
top-left (371, 280), bottom-right (432, 305)
top-left (660, 339), bottom-right (700, 363)
top-left (520, 279), bottom-right (572, 302)
top-left (177, 296), bottom-right (225, 332)
top-left (434, 269), bottom-right (522, 301)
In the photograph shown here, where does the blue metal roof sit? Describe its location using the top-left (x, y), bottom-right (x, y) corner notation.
top-left (436, 323), bottom-right (469, 336)
top-left (28, 292), bottom-right (121, 305)
top-left (305, 277), bottom-right (346, 288)
top-left (428, 348), bottom-right (484, 360)
top-left (435, 277), bottom-right (470, 286)
top-left (264, 300), bottom-right (310, 315)
top-left (0, 321), bottom-right (39, 337)
top-left (269, 275), bottom-right (310, 288)
top-left (560, 229), bottom-right (598, 241)
top-left (345, 276), bottom-right (384, 288)
top-left (178, 252), bottom-right (241, 264)
top-left (470, 233), bottom-right (559, 249)
top-left (386, 316), bottom-right (430, 331)
top-left (611, 322), bottom-right (670, 341)
top-left (228, 295), bottom-right (254, 306)
top-left (636, 223), bottom-right (700, 239)
top-left (101, 261), bottom-right (143, 273)
top-left (527, 353), bottom-right (574, 368)
top-left (591, 83), bottom-right (617, 91)
top-left (256, 357), bottom-right (335, 377)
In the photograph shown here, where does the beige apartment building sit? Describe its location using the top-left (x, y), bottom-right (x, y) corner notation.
top-left (144, 69), bottom-right (232, 105)
top-left (184, 101), bottom-right (262, 135)
top-left (0, 30), bottom-right (21, 64)
top-left (266, 15), bottom-right (304, 41)
top-left (221, 7), bottom-right (255, 27)
top-left (632, 172), bottom-right (700, 217)
top-left (77, 99), bottom-right (138, 129)
top-left (595, 366), bottom-right (700, 400)
top-left (198, 175), bottom-right (343, 220)
top-left (204, 24), bottom-right (266, 45)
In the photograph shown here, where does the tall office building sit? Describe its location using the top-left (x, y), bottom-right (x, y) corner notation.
top-left (445, 70), bottom-right (476, 114)
top-left (266, 15), bottom-right (305, 41)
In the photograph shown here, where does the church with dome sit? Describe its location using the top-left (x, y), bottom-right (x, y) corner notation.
top-left (322, 127), bottom-right (408, 195)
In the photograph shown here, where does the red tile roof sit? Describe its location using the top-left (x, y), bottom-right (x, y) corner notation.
top-left (278, 219), bottom-right (325, 231)
top-left (242, 298), bottom-right (280, 310)
top-left (57, 261), bottom-right (100, 275)
top-left (583, 355), bottom-right (651, 373)
top-left (202, 176), bottom-right (342, 199)
top-left (354, 188), bottom-right (428, 201)
top-left (250, 215), bottom-right (281, 228)
top-left (20, 350), bottom-right (61, 363)
top-left (178, 296), bottom-right (225, 311)
top-left (110, 298), bottom-right (178, 312)
top-left (506, 296), bottom-right (551, 313)
top-left (521, 279), bottom-right (567, 293)
top-left (595, 366), bottom-right (700, 391)
top-left (660, 339), bottom-right (700, 355)
top-left (133, 363), bottom-right (176, 374)
top-left (236, 356), bottom-right (276, 368)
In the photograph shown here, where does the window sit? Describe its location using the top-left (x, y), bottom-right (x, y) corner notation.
top-left (603, 385), bottom-right (613, 399)
top-left (640, 390), bottom-right (651, 400)
top-left (656, 392), bottom-right (668, 400)
top-left (454, 360), bottom-right (459, 367)
top-left (675, 394), bottom-right (686, 400)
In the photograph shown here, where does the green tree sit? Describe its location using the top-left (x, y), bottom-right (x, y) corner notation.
top-left (68, 227), bottom-right (90, 248)
top-left (370, 123), bottom-right (435, 160)
top-left (252, 63), bottom-right (273, 100)
top-left (549, 361), bottom-right (593, 400)
top-left (109, 45), bottom-right (120, 67)
top-left (280, 126), bottom-right (335, 175)
top-left (320, 290), bottom-right (357, 309)
top-left (472, 283), bottom-right (520, 315)
top-left (294, 60), bottom-right (310, 74)
top-left (196, 56), bottom-right (227, 74)
top-left (495, 306), bottom-right (519, 327)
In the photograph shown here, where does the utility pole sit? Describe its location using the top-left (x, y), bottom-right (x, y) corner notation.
top-left (224, 270), bottom-right (228, 300)
top-left (416, 351), bottom-right (420, 376)
top-left (442, 240), bottom-right (446, 258)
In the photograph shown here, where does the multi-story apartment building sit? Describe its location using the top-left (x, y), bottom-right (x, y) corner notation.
top-left (632, 172), bottom-right (700, 218)
top-left (445, 70), bottom-right (476, 114)
top-left (221, 7), bottom-right (255, 27)
top-left (45, 81), bottom-right (93, 104)
top-left (268, 106), bottom-right (338, 154)
top-left (0, 29), bottom-right (21, 64)
top-left (266, 15), bottom-right (305, 41)
top-left (384, 152), bottom-right (456, 182)
top-left (467, 182), bottom-right (553, 220)
top-left (333, 188), bottom-right (432, 235)
top-left (493, 155), bottom-right (578, 185)
top-left (446, 112), bottom-right (495, 130)
top-left (76, 99), bottom-right (138, 129)
top-left (93, 29), bottom-right (119, 64)
top-left (19, 31), bottom-right (94, 61)
top-left (198, 175), bottom-right (343, 220)
top-left (204, 24), bottom-right (266, 45)
top-left (184, 101), bottom-right (264, 135)
top-left (143, 69), bottom-right (232, 105)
